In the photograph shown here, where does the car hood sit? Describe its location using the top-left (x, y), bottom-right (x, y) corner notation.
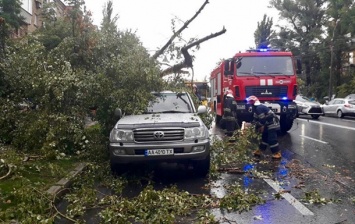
top-left (114, 113), bottom-right (202, 129)
top-left (294, 100), bottom-right (320, 106)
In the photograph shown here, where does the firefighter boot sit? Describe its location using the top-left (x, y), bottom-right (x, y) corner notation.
top-left (253, 149), bottom-right (263, 157)
top-left (272, 152), bottom-right (282, 160)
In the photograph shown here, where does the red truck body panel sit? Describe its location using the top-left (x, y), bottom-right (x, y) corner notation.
top-left (210, 49), bottom-right (298, 133)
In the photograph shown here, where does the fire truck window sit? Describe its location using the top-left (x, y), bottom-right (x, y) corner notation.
top-left (236, 57), bottom-right (294, 76)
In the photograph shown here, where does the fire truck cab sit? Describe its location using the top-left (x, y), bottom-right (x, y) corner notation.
top-left (210, 48), bottom-right (301, 134)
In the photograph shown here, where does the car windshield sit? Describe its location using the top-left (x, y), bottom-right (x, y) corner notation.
top-left (295, 95), bottom-right (312, 102)
top-left (237, 56), bottom-right (294, 76)
top-left (146, 92), bottom-right (193, 113)
top-left (348, 100), bottom-right (355, 105)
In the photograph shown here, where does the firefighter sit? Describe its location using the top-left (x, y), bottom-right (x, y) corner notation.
top-left (222, 89), bottom-right (238, 137)
top-left (247, 95), bottom-right (281, 159)
top-left (192, 84), bottom-right (202, 102)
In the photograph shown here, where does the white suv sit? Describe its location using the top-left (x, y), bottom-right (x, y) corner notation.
top-left (109, 91), bottom-right (210, 176)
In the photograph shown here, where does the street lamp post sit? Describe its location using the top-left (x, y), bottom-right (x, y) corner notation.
top-left (329, 19), bottom-right (339, 100)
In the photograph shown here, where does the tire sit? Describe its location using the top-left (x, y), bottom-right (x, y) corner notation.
top-left (311, 115), bottom-right (320, 119)
top-left (279, 115), bottom-right (294, 134)
top-left (337, 110), bottom-right (344, 118)
top-left (193, 155), bottom-right (210, 177)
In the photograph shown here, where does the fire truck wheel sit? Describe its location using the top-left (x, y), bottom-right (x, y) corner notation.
top-left (311, 115), bottom-right (320, 119)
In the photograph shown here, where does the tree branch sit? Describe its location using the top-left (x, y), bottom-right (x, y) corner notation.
top-left (152, 0), bottom-right (210, 59)
top-left (160, 27), bottom-right (227, 77)
top-left (0, 165), bottom-right (11, 180)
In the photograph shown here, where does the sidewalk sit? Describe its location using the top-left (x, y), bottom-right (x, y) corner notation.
top-left (45, 163), bottom-right (88, 201)
top-left (46, 116), bottom-right (96, 200)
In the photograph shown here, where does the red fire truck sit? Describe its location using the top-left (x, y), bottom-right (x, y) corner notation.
top-left (210, 48), bottom-right (301, 134)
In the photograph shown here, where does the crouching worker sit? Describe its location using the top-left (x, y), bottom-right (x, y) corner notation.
top-left (247, 95), bottom-right (281, 160)
top-left (222, 90), bottom-right (238, 137)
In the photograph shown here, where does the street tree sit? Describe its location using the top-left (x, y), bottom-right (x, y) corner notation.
top-left (254, 14), bottom-right (276, 48)
top-left (269, 0), bottom-right (327, 96)
top-left (324, 0), bottom-right (355, 98)
top-left (0, 0), bottom-right (23, 56)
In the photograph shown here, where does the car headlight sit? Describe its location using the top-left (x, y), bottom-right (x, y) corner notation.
top-left (300, 103), bottom-right (310, 108)
top-left (185, 126), bottom-right (208, 140)
top-left (110, 129), bottom-right (134, 142)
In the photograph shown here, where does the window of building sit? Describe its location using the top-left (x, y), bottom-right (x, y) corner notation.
top-left (21, 0), bottom-right (33, 14)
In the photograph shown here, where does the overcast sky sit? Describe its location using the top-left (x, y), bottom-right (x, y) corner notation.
top-left (84, 0), bottom-right (280, 81)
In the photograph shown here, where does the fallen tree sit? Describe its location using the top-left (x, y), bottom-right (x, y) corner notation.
top-left (151, 0), bottom-right (227, 77)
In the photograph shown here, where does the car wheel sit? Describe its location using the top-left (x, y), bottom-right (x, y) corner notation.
top-left (337, 110), bottom-right (344, 118)
top-left (311, 115), bottom-right (320, 119)
top-left (193, 155), bottom-right (210, 177)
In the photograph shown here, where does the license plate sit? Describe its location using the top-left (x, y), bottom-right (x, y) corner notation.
top-left (237, 105), bottom-right (246, 109)
top-left (145, 149), bottom-right (174, 156)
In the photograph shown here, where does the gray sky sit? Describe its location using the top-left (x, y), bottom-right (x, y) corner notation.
top-left (84, 0), bottom-right (279, 81)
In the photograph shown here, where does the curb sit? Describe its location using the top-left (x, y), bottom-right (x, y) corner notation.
top-left (46, 162), bottom-right (87, 201)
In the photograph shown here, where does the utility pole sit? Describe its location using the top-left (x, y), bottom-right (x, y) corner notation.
top-left (328, 19), bottom-right (339, 100)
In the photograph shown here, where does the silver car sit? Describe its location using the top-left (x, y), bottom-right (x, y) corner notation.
top-left (109, 91), bottom-right (210, 176)
top-left (345, 94), bottom-right (355, 100)
top-left (322, 98), bottom-right (355, 118)
top-left (294, 95), bottom-right (323, 119)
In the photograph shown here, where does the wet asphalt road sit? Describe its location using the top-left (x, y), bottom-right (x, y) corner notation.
top-left (56, 114), bottom-right (355, 223)
top-left (206, 114), bottom-right (355, 223)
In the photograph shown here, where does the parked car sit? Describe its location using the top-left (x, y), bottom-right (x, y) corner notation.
top-left (345, 94), bottom-right (355, 100)
top-left (321, 98), bottom-right (355, 118)
top-left (294, 95), bottom-right (323, 119)
top-left (109, 91), bottom-right (211, 176)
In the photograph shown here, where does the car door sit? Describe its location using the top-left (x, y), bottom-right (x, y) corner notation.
top-left (337, 99), bottom-right (345, 113)
top-left (323, 99), bottom-right (335, 115)
top-left (332, 99), bottom-right (343, 115)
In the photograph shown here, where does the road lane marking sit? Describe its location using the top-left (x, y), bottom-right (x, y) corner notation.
top-left (297, 119), bottom-right (355, 131)
top-left (263, 178), bottom-right (314, 216)
top-left (299, 135), bottom-right (328, 144)
top-left (212, 131), bottom-right (314, 216)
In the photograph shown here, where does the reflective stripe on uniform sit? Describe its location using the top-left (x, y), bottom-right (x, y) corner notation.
top-left (268, 123), bottom-right (280, 130)
top-left (223, 116), bottom-right (236, 121)
top-left (258, 113), bottom-right (266, 119)
top-left (224, 108), bottom-right (232, 113)
top-left (270, 143), bottom-right (279, 148)
top-left (261, 141), bottom-right (268, 146)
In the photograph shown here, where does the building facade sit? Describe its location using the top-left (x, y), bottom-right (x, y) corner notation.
top-left (18, 0), bottom-right (66, 37)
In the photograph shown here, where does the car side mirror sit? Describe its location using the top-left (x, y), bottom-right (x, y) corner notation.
top-left (197, 105), bottom-right (207, 114)
top-left (325, 100), bottom-right (329, 105)
top-left (114, 108), bottom-right (122, 119)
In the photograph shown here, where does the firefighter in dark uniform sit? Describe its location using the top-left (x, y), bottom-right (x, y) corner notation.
top-left (222, 89), bottom-right (238, 137)
top-left (247, 95), bottom-right (281, 159)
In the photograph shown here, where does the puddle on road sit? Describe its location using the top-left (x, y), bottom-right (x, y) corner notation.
top-left (210, 156), bottom-right (301, 200)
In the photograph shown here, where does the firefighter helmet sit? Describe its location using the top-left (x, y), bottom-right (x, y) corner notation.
top-left (225, 89), bottom-right (234, 98)
top-left (247, 95), bottom-right (261, 105)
